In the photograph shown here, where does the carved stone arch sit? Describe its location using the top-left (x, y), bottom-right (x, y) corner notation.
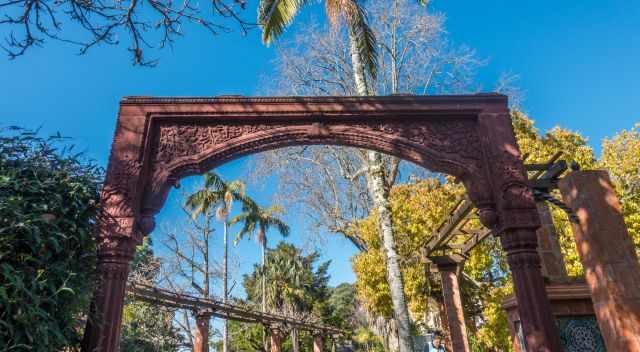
top-left (83, 95), bottom-right (563, 352)
top-left (142, 114), bottom-right (494, 218)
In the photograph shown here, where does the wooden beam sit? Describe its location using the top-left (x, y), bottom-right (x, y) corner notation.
top-left (461, 229), bottom-right (493, 254)
top-left (423, 198), bottom-right (474, 255)
top-left (127, 282), bottom-right (346, 335)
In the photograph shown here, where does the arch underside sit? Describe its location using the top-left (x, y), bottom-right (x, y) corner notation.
top-left (142, 116), bottom-right (494, 216)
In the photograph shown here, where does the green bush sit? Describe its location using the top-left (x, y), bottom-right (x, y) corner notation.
top-left (0, 127), bottom-right (102, 351)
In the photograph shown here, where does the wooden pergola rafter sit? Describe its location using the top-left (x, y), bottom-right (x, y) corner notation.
top-left (423, 152), bottom-right (573, 261)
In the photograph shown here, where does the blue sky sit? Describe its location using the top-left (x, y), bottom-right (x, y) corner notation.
top-left (2, 0), bottom-right (639, 300)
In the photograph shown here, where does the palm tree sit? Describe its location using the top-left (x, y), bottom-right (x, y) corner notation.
top-left (185, 172), bottom-right (246, 352)
top-left (230, 200), bottom-right (290, 313)
top-left (259, 0), bottom-right (379, 94)
top-left (257, 1), bottom-right (421, 351)
top-left (231, 201), bottom-right (290, 352)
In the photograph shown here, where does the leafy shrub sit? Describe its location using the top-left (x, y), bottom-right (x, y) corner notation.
top-left (0, 127), bottom-right (102, 351)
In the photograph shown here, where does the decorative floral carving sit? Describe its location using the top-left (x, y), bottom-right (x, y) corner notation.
top-left (101, 154), bottom-right (142, 218)
top-left (354, 119), bottom-right (482, 162)
top-left (96, 233), bottom-right (137, 261)
top-left (154, 123), bottom-right (292, 166)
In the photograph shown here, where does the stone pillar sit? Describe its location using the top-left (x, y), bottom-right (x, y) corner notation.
top-left (313, 332), bottom-right (324, 352)
top-left (194, 312), bottom-right (211, 352)
top-left (535, 201), bottom-right (568, 282)
top-left (501, 228), bottom-right (564, 352)
top-left (432, 256), bottom-right (470, 352)
top-left (559, 170), bottom-right (640, 351)
top-left (81, 236), bottom-right (136, 352)
top-left (270, 326), bottom-right (285, 352)
top-left (478, 110), bottom-right (563, 351)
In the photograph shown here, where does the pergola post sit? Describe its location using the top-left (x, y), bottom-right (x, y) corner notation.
top-left (535, 201), bottom-right (568, 281)
top-left (559, 170), bottom-right (640, 351)
top-left (270, 326), bottom-right (286, 352)
top-left (313, 332), bottom-right (324, 352)
top-left (431, 256), bottom-right (470, 352)
top-left (194, 311), bottom-right (212, 352)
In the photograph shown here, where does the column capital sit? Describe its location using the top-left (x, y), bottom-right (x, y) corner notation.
top-left (430, 254), bottom-right (464, 272)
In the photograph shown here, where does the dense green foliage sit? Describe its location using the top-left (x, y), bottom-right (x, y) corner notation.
top-left (243, 242), bottom-right (331, 317)
top-left (0, 128), bottom-right (101, 351)
top-left (226, 242), bottom-right (359, 351)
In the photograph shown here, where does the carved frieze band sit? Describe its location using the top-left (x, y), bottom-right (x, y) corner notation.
top-left (151, 118), bottom-right (483, 174)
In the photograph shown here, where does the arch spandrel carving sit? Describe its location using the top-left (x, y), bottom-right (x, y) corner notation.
top-left (143, 116), bottom-right (489, 214)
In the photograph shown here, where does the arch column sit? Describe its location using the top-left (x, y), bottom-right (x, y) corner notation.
top-left (81, 232), bottom-right (137, 352)
top-left (478, 112), bottom-right (563, 352)
top-left (431, 256), bottom-right (470, 352)
top-left (559, 170), bottom-right (640, 351)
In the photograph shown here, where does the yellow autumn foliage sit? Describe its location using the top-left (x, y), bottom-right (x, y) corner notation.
top-left (351, 111), bottom-right (640, 350)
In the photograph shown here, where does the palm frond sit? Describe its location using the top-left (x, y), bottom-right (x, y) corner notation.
top-left (267, 216), bottom-right (290, 237)
top-left (346, 2), bottom-right (378, 80)
top-left (203, 171), bottom-right (226, 190)
top-left (324, 0), bottom-right (341, 28)
top-left (259, 0), bottom-right (308, 45)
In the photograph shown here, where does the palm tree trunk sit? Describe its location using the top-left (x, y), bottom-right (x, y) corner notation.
top-left (223, 221), bottom-right (229, 352)
top-left (348, 22), bottom-right (415, 352)
top-left (261, 240), bottom-right (266, 313)
top-left (203, 217), bottom-right (211, 352)
top-left (262, 239), bottom-right (268, 352)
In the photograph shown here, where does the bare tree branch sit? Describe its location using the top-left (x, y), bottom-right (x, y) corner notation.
top-left (1, 0), bottom-right (255, 64)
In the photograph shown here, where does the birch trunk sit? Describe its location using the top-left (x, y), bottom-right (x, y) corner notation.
top-left (349, 29), bottom-right (370, 96)
top-left (365, 151), bottom-right (414, 352)
top-left (348, 24), bottom-right (415, 352)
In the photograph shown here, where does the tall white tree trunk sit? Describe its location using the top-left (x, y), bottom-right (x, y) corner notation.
top-left (261, 240), bottom-right (266, 312)
top-left (348, 25), bottom-right (415, 352)
top-left (223, 221), bottom-right (229, 352)
top-left (349, 30), bottom-right (370, 96)
top-left (365, 151), bottom-right (414, 352)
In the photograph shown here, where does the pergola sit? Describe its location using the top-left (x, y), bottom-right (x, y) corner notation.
top-left (128, 282), bottom-right (344, 352)
top-left (81, 94), bottom-right (564, 351)
top-left (420, 154), bottom-right (573, 351)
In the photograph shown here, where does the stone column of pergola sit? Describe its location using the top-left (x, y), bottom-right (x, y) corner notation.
top-left (535, 201), bottom-right (568, 281)
top-left (270, 325), bottom-right (286, 352)
top-left (559, 170), bottom-right (640, 351)
top-left (431, 256), bottom-right (470, 352)
top-left (81, 95), bottom-right (563, 352)
top-left (194, 311), bottom-right (212, 352)
top-left (313, 332), bottom-right (324, 352)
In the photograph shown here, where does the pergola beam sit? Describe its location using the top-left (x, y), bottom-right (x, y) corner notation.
top-left (423, 198), bottom-right (474, 255)
top-left (424, 155), bottom-right (569, 258)
top-left (127, 282), bottom-right (345, 335)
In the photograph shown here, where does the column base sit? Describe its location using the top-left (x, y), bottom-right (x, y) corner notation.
top-left (502, 280), bottom-right (605, 351)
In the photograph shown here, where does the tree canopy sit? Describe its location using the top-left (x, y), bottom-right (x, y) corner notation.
top-left (0, 128), bottom-right (101, 351)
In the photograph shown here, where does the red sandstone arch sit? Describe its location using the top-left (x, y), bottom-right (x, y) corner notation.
top-left (82, 95), bottom-right (563, 352)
